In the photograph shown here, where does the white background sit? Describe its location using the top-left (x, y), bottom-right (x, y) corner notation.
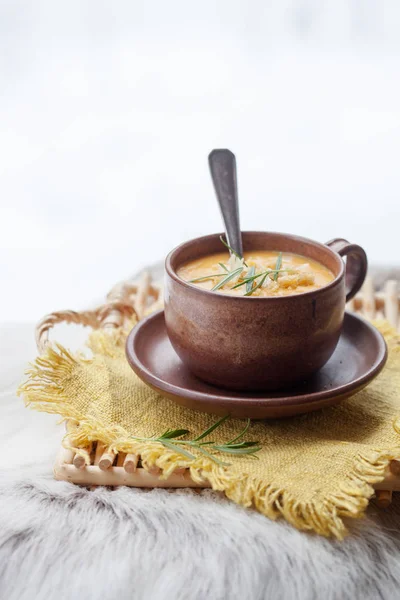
top-left (1, 0), bottom-right (400, 322)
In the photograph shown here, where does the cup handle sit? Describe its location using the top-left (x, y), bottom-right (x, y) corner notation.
top-left (325, 238), bottom-right (368, 302)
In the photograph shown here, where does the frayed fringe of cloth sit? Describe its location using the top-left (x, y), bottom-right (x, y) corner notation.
top-left (18, 322), bottom-right (400, 540)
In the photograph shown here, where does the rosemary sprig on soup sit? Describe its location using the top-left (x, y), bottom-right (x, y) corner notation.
top-left (179, 238), bottom-right (334, 297)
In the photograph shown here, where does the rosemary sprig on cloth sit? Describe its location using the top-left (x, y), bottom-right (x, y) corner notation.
top-left (130, 415), bottom-right (261, 466)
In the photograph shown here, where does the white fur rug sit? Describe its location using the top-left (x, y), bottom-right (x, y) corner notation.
top-left (1, 322), bottom-right (400, 600)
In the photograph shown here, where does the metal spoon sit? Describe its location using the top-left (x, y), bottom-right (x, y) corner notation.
top-left (208, 149), bottom-right (243, 258)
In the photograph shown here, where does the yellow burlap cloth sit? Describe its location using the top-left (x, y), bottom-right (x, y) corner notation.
top-left (19, 319), bottom-right (400, 539)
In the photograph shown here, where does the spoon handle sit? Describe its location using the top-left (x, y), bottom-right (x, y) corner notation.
top-left (208, 149), bottom-right (243, 258)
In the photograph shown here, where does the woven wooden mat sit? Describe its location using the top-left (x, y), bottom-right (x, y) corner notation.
top-left (35, 272), bottom-right (400, 507)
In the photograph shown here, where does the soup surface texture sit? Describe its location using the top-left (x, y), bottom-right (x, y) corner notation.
top-left (178, 251), bottom-right (334, 297)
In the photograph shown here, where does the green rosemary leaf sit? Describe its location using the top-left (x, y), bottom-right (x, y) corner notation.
top-left (194, 414), bottom-right (230, 441)
top-left (244, 272), bottom-right (268, 296)
top-left (232, 269), bottom-right (286, 290)
top-left (131, 416), bottom-right (261, 465)
top-left (219, 262), bottom-right (229, 272)
top-left (193, 445), bottom-right (231, 466)
top-left (246, 266), bottom-right (255, 294)
top-left (212, 445), bottom-right (262, 455)
top-left (219, 235), bottom-right (241, 259)
top-left (231, 281), bottom-right (246, 290)
top-left (225, 419), bottom-right (251, 445)
top-left (211, 267), bottom-right (243, 291)
top-left (223, 441), bottom-right (260, 448)
top-left (159, 429), bottom-right (172, 438)
top-left (231, 271), bottom-right (266, 290)
top-left (159, 439), bottom-right (196, 459)
top-left (274, 252), bottom-right (282, 281)
top-left (219, 236), bottom-right (248, 267)
top-left (189, 273), bottom-right (226, 283)
top-left (160, 429), bottom-right (190, 439)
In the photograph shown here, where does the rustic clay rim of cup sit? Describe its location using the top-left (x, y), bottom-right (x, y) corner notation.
top-left (165, 231), bottom-right (345, 301)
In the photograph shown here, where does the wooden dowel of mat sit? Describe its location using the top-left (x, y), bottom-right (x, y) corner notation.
top-left (55, 465), bottom-right (210, 488)
top-left (375, 490), bottom-right (393, 508)
top-left (384, 280), bottom-right (399, 329)
top-left (88, 442), bottom-right (106, 490)
top-left (62, 448), bottom-right (75, 465)
top-left (149, 283), bottom-right (161, 299)
top-left (361, 277), bottom-right (375, 320)
top-left (148, 466), bottom-right (161, 476)
top-left (99, 449), bottom-right (116, 471)
top-left (94, 442), bottom-right (105, 466)
top-left (73, 454), bottom-right (86, 469)
top-left (134, 272), bottom-right (151, 320)
top-left (124, 453), bottom-right (139, 473)
top-left (53, 447), bottom-right (81, 481)
top-left (73, 443), bottom-right (92, 469)
top-left (113, 453), bottom-right (127, 491)
top-left (352, 285), bottom-right (400, 322)
top-left (374, 473), bottom-right (400, 491)
top-left (390, 460), bottom-right (400, 476)
top-left (117, 452), bottom-right (126, 467)
top-left (373, 295), bottom-right (385, 311)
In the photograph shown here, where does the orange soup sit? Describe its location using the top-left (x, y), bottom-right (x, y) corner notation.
top-left (178, 250), bottom-right (334, 297)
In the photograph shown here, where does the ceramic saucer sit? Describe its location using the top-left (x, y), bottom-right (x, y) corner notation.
top-left (125, 311), bottom-right (387, 419)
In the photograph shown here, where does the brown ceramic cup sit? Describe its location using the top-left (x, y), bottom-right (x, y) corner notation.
top-left (164, 232), bottom-right (367, 391)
